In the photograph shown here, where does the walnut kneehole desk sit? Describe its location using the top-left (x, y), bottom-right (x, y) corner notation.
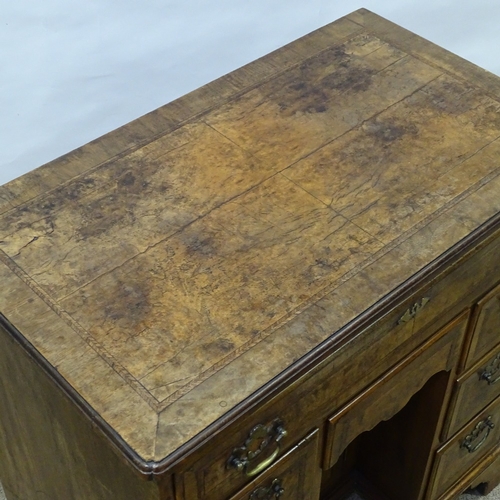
top-left (1, 9), bottom-right (500, 500)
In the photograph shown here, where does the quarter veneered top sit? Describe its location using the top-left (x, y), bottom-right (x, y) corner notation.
top-left (1, 9), bottom-right (500, 465)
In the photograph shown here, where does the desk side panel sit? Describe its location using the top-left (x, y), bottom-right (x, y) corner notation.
top-left (0, 323), bottom-right (162, 500)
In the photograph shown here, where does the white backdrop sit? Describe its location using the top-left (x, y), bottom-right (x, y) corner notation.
top-left (1, 0), bottom-right (499, 185)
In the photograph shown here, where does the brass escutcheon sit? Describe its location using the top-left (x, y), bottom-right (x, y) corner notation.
top-left (397, 297), bottom-right (430, 325)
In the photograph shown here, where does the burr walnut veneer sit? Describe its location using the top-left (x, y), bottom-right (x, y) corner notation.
top-left (1, 9), bottom-right (500, 500)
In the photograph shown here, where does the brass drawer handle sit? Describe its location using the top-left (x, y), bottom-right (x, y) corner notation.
top-left (460, 416), bottom-right (495, 453)
top-left (480, 352), bottom-right (500, 385)
top-left (249, 478), bottom-right (285, 499)
top-left (397, 297), bottom-right (430, 325)
top-left (228, 419), bottom-right (287, 477)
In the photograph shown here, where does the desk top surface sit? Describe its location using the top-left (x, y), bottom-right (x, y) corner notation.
top-left (1, 8), bottom-right (500, 468)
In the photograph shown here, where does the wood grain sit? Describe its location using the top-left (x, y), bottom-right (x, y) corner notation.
top-left (205, 34), bottom-right (440, 170)
top-left (59, 173), bottom-right (381, 402)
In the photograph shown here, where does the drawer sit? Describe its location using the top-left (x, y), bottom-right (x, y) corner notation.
top-left (464, 446), bottom-right (500, 497)
top-left (431, 446), bottom-right (500, 500)
top-left (228, 428), bottom-right (321, 500)
top-left (175, 415), bottom-right (316, 499)
top-left (443, 345), bottom-right (500, 440)
top-left (324, 313), bottom-right (467, 469)
top-left (462, 283), bottom-right (500, 371)
top-left (427, 394), bottom-right (500, 500)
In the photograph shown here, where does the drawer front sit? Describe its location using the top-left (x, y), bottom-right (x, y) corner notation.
top-left (465, 446), bottom-right (500, 497)
top-left (463, 283), bottom-right (500, 371)
top-left (177, 426), bottom-right (320, 500)
top-left (229, 429), bottom-right (321, 500)
top-left (176, 416), bottom-right (308, 500)
top-left (324, 313), bottom-right (467, 469)
top-left (427, 395), bottom-right (500, 500)
top-left (443, 346), bottom-right (500, 440)
top-left (432, 446), bottom-right (500, 500)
